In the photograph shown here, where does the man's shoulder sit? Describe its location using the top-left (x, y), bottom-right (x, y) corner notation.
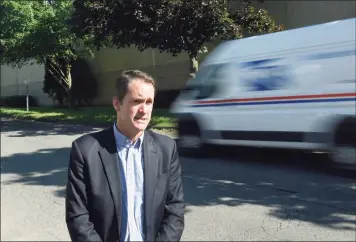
top-left (73, 127), bottom-right (111, 149)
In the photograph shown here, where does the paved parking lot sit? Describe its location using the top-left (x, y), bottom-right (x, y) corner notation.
top-left (1, 118), bottom-right (356, 241)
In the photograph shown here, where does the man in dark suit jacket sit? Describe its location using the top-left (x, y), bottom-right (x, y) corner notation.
top-left (65, 70), bottom-right (185, 242)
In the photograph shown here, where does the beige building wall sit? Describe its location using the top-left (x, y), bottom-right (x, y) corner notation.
top-left (1, 62), bottom-right (53, 106)
top-left (259, 0), bottom-right (356, 29)
top-left (86, 47), bottom-right (193, 105)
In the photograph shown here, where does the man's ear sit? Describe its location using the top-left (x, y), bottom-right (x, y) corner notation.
top-left (112, 97), bottom-right (120, 111)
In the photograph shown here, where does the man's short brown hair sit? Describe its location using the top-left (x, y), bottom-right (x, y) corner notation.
top-left (115, 70), bottom-right (156, 102)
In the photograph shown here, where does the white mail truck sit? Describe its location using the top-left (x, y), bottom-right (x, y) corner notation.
top-left (170, 18), bottom-right (356, 169)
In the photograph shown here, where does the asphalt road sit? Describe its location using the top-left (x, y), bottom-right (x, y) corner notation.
top-left (1, 118), bottom-right (356, 241)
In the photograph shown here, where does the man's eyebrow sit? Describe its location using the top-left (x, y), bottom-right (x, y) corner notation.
top-left (132, 97), bottom-right (145, 101)
top-left (133, 96), bottom-right (144, 99)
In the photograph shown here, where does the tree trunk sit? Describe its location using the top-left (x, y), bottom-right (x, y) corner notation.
top-left (189, 54), bottom-right (199, 78)
top-left (67, 65), bottom-right (73, 109)
top-left (45, 57), bottom-right (73, 108)
top-left (64, 63), bottom-right (73, 109)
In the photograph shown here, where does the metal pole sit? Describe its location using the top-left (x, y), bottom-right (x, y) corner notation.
top-left (25, 79), bottom-right (29, 111)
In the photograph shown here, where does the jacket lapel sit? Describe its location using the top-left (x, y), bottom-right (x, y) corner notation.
top-left (143, 131), bottom-right (158, 233)
top-left (98, 127), bottom-right (122, 234)
top-left (97, 128), bottom-right (159, 238)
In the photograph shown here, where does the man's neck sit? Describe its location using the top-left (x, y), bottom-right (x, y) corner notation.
top-left (115, 122), bottom-right (143, 144)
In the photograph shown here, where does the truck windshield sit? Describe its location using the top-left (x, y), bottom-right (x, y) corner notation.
top-left (183, 64), bottom-right (226, 99)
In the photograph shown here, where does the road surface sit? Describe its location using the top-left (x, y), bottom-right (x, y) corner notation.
top-left (1, 118), bottom-right (355, 241)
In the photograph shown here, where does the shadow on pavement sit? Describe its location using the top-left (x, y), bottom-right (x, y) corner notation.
top-left (1, 119), bottom-right (355, 233)
top-left (1, 118), bottom-right (104, 137)
top-left (181, 145), bottom-right (356, 232)
top-left (1, 147), bottom-right (70, 190)
top-left (2, 144), bottom-right (355, 232)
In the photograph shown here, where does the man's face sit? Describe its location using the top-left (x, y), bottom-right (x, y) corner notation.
top-left (113, 79), bottom-right (155, 137)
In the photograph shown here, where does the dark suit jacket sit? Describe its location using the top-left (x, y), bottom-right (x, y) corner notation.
top-left (65, 127), bottom-right (185, 242)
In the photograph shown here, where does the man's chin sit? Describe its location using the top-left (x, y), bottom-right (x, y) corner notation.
top-left (133, 122), bottom-right (148, 131)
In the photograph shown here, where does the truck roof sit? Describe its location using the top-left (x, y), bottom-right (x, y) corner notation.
top-left (200, 17), bottom-right (356, 67)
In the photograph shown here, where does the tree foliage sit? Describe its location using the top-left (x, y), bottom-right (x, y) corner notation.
top-left (71, 0), bottom-right (284, 76)
top-left (1, 0), bottom-right (96, 107)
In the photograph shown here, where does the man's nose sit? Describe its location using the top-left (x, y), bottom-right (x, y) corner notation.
top-left (139, 104), bottom-right (147, 113)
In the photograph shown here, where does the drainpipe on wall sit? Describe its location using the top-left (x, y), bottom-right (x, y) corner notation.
top-left (151, 49), bottom-right (156, 78)
top-left (16, 69), bottom-right (19, 95)
top-left (285, 1), bottom-right (290, 29)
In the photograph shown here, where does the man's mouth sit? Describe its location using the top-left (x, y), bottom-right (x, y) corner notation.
top-left (134, 117), bottom-right (146, 121)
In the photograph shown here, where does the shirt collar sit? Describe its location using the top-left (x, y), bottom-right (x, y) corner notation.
top-left (113, 123), bottom-right (144, 150)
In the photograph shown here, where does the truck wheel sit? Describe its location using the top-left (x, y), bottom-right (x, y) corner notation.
top-left (329, 117), bottom-right (356, 169)
top-left (177, 119), bottom-right (204, 157)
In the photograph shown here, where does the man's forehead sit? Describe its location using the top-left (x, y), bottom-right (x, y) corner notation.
top-left (129, 80), bottom-right (154, 92)
top-left (131, 92), bottom-right (153, 99)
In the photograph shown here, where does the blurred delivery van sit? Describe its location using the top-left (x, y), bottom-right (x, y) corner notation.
top-left (170, 18), bottom-right (356, 168)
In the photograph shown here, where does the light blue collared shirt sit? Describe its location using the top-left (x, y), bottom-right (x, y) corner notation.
top-left (113, 123), bottom-right (145, 242)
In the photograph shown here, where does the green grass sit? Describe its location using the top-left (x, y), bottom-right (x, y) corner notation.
top-left (0, 106), bottom-right (177, 129)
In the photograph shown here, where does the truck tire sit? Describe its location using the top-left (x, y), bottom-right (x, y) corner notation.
top-left (177, 119), bottom-right (204, 157)
top-left (329, 117), bottom-right (356, 169)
